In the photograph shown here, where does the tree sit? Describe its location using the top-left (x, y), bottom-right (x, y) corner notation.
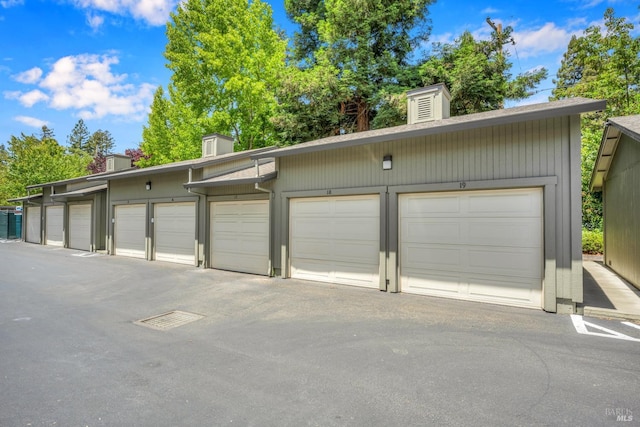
top-left (282, 0), bottom-right (435, 135)
top-left (420, 28), bottom-right (547, 115)
top-left (552, 8), bottom-right (640, 230)
top-left (68, 119), bottom-right (90, 153)
top-left (86, 130), bottom-right (114, 156)
top-left (87, 148), bottom-right (149, 174)
top-left (0, 128), bottom-right (91, 203)
top-left (141, 0), bottom-right (287, 165)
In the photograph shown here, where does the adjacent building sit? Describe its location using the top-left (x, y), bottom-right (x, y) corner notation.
top-left (14, 85), bottom-right (607, 313)
top-left (591, 115), bottom-right (640, 290)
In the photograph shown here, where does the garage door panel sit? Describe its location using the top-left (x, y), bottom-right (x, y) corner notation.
top-left (211, 200), bottom-right (269, 275)
top-left (333, 218), bottom-right (379, 240)
top-left (403, 245), bottom-right (461, 270)
top-left (46, 206), bottom-right (64, 246)
top-left (115, 204), bottom-right (146, 259)
top-left (469, 277), bottom-right (541, 306)
top-left (404, 221), bottom-right (461, 244)
top-left (290, 195), bottom-right (380, 288)
top-left (468, 192), bottom-right (541, 216)
top-left (468, 219), bottom-right (541, 247)
top-left (69, 204), bottom-right (91, 251)
top-left (469, 248), bottom-right (542, 278)
top-left (26, 207), bottom-right (41, 243)
top-left (403, 271), bottom-right (463, 295)
top-left (154, 202), bottom-right (195, 265)
top-left (333, 197), bottom-right (378, 215)
top-left (405, 194), bottom-right (460, 215)
top-left (400, 188), bottom-right (542, 309)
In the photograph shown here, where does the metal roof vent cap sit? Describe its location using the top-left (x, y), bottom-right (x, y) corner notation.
top-left (202, 133), bottom-right (234, 158)
top-left (407, 84), bottom-right (451, 124)
top-left (105, 154), bottom-right (133, 172)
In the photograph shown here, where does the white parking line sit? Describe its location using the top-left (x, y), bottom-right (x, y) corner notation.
top-left (571, 315), bottom-right (640, 342)
top-left (622, 321), bottom-right (640, 331)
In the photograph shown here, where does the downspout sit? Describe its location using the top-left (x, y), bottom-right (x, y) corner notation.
top-left (186, 167), bottom-right (208, 195)
top-left (254, 160), bottom-right (272, 194)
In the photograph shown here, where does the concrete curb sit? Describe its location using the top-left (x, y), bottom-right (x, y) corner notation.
top-left (582, 306), bottom-right (640, 323)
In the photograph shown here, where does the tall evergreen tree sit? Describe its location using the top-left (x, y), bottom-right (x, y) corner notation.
top-left (67, 119), bottom-right (90, 153)
top-left (283, 0), bottom-right (435, 135)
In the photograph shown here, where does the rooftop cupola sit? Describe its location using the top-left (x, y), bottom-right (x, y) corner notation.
top-left (202, 133), bottom-right (234, 158)
top-left (407, 84), bottom-right (451, 124)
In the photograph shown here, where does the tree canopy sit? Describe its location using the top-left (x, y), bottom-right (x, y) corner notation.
top-left (420, 27), bottom-right (547, 115)
top-left (140, 0), bottom-right (287, 165)
top-left (552, 8), bottom-right (640, 230)
top-left (0, 127), bottom-right (91, 204)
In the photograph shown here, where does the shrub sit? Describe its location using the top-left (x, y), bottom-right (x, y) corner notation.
top-left (582, 229), bottom-right (603, 254)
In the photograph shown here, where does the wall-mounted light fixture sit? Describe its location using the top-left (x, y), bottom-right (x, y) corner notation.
top-left (145, 181), bottom-right (152, 191)
top-left (382, 155), bottom-right (392, 170)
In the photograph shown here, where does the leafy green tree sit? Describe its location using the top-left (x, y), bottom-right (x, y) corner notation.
top-left (0, 127), bottom-right (91, 203)
top-left (141, 0), bottom-right (287, 164)
top-left (281, 0), bottom-right (435, 137)
top-left (420, 29), bottom-right (547, 115)
top-left (552, 8), bottom-right (640, 230)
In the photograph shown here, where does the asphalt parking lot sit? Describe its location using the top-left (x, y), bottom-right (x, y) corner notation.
top-left (1, 241), bottom-right (638, 426)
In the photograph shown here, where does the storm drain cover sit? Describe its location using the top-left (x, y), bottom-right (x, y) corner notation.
top-left (135, 310), bottom-right (204, 331)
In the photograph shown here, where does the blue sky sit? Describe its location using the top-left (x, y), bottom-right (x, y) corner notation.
top-left (1, 0), bottom-right (638, 154)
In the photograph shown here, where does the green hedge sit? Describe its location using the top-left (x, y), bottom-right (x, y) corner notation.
top-left (582, 229), bottom-right (603, 254)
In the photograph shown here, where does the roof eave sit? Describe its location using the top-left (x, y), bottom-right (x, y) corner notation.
top-left (252, 98), bottom-right (606, 160)
top-left (183, 171), bottom-right (277, 188)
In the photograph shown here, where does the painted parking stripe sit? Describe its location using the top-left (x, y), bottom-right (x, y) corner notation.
top-left (622, 321), bottom-right (640, 331)
top-left (571, 315), bottom-right (640, 342)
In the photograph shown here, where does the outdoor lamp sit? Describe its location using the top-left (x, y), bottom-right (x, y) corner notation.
top-left (145, 181), bottom-right (152, 191)
top-left (382, 155), bottom-right (392, 170)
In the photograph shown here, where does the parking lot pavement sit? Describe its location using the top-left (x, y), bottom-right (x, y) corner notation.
top-left (1, 242), bottom-right (639, 426)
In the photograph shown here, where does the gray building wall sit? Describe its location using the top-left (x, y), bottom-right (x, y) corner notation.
top-left (603, 133), bottom-right (640, 289)
top-left (269, 116), bottom-right (584, 313)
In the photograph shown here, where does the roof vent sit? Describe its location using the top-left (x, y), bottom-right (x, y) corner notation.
top-left (202, 134), bottom-right (234, 158)
top-left (105, 154), bottom-right (132, 172)
top-left (407, 84), bottom-right (451, 124)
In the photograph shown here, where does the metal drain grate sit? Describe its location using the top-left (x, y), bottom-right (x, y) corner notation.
top-left (135, 310), bottom-right (204, 331)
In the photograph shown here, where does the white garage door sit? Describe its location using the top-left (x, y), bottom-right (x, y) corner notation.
top-left (210, 200), bottom-right (269, 275)
top-left (154, 202), bottom-right (196, 265)
top-left (290, 195), bottom-right (380, 288)
top-left (69, 204), bottom-right (92, 251)
top-left (399, 188), bottom-right (543, 308)
top-left (45, 205), bottom-right (64, 246)
top-left (114, 204), bottom-right (146, 259)
top-left (26, 206), bottom-right (41, 243)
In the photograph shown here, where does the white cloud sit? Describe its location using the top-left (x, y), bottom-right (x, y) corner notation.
top-left (13, 89), bottom-right (50, 107)
top-left (72, 0), bottom-right (177, 26)
top-left (14, 116), bottom-right (49, 128)
top-left (481, 7), bottom-right (499, 15)
top-left (13, 67), bottom-right (43, 84)
top-left (86, 12), bottom-right (105, 31)
top-left (509, 23), bottom-right (577, 59)
top-left (7, 53), bottom-right (156, 121)
top-left (0, 0), bottom-right (23, 8)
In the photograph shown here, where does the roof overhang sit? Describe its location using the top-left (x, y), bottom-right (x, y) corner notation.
top-left (184, 160), bottom-right (277, 188)
top-left (590, 115), bottom-right (640, 191)
top-left (26, 175), bottom-right (91, 190)
top-left (50, 184), bottom-right (107, 199)
top-left (89, 146), bottom-right (278, 181)
top-left (252, 97), bottom-right (606, 160)
top-left (8, 193), bottom-right (43, 203)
